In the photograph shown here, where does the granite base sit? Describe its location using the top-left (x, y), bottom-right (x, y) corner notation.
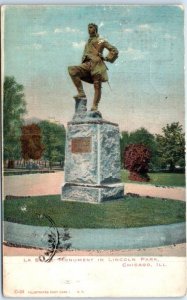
top-left (61, 183), bottom-right (124, 203)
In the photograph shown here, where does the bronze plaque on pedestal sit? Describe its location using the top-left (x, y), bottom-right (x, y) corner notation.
top-left (71, 137), bottom-right (91, 153)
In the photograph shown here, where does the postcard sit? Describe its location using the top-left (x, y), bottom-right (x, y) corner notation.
top-left (2, 4), bottom-right (186, 297)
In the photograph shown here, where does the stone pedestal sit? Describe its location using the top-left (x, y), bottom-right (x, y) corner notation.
top-left (61, 98), bottom-right (124, 203)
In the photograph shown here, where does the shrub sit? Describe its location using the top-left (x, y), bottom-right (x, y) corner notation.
top-left (124, 144), bottom-right (151, 182)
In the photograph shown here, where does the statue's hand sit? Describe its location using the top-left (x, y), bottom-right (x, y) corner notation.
top-left (98, 53), bottom-right (105, 60)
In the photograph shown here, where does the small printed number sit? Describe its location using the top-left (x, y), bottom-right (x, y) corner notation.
top-left (15, 290), bottom-right (24, 294)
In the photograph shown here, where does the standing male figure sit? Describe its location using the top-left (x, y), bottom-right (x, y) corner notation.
top-left (68, 23), bottom-right (118, 111)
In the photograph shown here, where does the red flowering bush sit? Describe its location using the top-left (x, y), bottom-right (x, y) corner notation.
top-left (124, 144), bottom-right (151, 182)
top-left (21, 124), bottom-right (44, 160)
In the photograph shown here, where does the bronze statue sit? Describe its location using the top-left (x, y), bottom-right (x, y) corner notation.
top-left (68, 23), bottom-right (118, 111)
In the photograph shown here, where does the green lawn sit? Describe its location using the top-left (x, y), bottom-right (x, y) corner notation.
top-left (4, 170), bottom-right (55, 176)
top-left (121, 170), bottom-right (185, 187)
top-left (3, 195), bottom-right (185, 228)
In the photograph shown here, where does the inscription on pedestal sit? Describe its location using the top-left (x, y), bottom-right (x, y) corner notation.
top-left (71, 137), bottom-right (91, 153)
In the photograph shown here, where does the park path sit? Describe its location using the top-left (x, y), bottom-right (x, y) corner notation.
top-left (3, 243), bottom-right (186, 257)
top-left (3, 171), bottom-right (185, 201)
top-left (125, 183), bottom-right (185, 201)
top-left (3, 171), bottom-right (64, 198)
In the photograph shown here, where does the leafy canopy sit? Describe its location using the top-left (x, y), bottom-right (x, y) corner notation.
top-left (39, 120), bottom-right (66, 167)
top-left (3, 76), bottom-right (27, 160)
top-left (156, 122), bottom-right (185, 171)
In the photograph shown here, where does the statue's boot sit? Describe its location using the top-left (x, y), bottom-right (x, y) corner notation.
top-left (91, 81), bottom-right (102, 111)
top-left (70, 75), bottom-right (86, 99)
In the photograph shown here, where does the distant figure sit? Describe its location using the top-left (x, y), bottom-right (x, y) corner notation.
top-left (68, 23), bottom-right (118, 111)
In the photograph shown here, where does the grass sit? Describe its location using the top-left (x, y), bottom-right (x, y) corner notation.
top-left (4, 170), bottom-right (55, 176)
top-left (3, 195), bottom-right (185, 228)
top-left (121, 170), bottom-right (185, 187)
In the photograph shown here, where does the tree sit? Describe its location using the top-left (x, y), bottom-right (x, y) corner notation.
top-left (20, 124), bottom-right (44, 161)
top-left (39, 121), bottom-right (66, 169)
top-left (3, 76), bottom-right (27, 168)
top-left (129, 128), bottom-right (156, 152)
top-left (156, 122), bottom-right (185, 172)
top-left (120, 131), bottom-right (130, 164)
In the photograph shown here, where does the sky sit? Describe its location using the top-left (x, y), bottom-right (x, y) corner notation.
top-left (3, 5), bottom-right (185, 134)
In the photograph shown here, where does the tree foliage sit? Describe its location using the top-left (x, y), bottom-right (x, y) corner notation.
top-left (38, 121), bottom-right (66, 169)
top-left (129, 128), bottom-right (156, 152)
top-left (124, 144), bottom-right (151, 182)
top-left (3, 76), bottom-right (27, 167)
top-left (120, 131), bottom-right (130, 163)
top-left (156, 122), bottom-right (185, 171)
top-left (21, 124), bottom-right (44, 160)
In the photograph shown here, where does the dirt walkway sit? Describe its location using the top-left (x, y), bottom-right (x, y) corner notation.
top-left (4, 171), bottom-right (185, 201)
top-left (125, 183), bottom-right (185, 201)
top-left (3, 243), bottom-right (186, 257)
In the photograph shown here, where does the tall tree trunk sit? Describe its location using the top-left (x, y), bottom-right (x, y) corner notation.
top-left (7, 160), bottom-right (15, 169)
top-left (169, 162), bottom-right (175, 172)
